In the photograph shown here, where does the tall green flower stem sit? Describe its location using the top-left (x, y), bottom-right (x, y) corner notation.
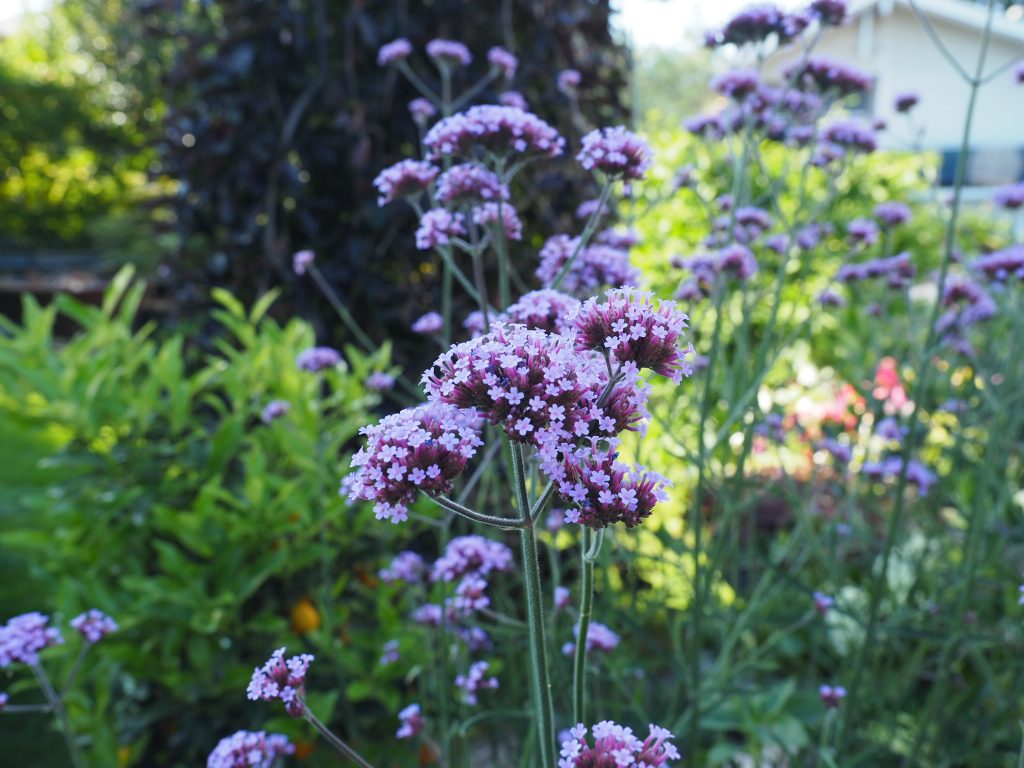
top-left (837, 1), bottom-right (996, 754)
top-left (305, 709), bottom-right (376, 768)
top-left (549, 181), bottom-right (615, 291)
top-left (510, 440), bottom-right (557, 768)
top-left (572, 527), bottom-right (604, 724)
top-left (31, 663), bottom-right (85, 768)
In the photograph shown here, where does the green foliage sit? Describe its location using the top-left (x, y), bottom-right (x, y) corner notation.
top-left (0, 268), bottom-right (407, 765)
top-left (0, 11), bottom-right (155, 254)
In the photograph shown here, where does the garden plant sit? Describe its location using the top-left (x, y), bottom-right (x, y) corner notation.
top-left (2, 1), bottom-right (1024, 767)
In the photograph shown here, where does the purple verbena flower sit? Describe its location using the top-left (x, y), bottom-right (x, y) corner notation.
top-left (409, 98), bottom-right (437, 123)
top-left (70, 610), bottom-right (117, 644)
top-left (397, 704), bottom-right (425, 739)
top-left (813, 591), bottom-right (834, 615)
top-left (345, 404), bottom-right (483, 523)
top-left (504, 289), bottom-right (581, 335)
top-left (0, 613), bottom-right (63, 667)
top-left (874, 201), bottom-right (912, 226)
top-left (473, 202), bottom-right (523, 240)
top-left (572, 287), bottom-right (692, 383)
top-left (246, 647), bottom-right (314, 717)
top-left (296, 346), bottom-right (341, 372)
top-left (422, 323), bottom-right (603, 446)
top-left (973, 245), bottom-right (1024, 282)
top-left (499, 90), bottom-right (528, 109)
top-left (821, 119), bottom-right (877, 153)
top-left (432, 535), bottom-right (514, 582)
top-left (380, 551), bottom-right (426, 584)
top-left (848, 218), bottom-right (880, 246)
top-left (576, 198), bottom-right (602, 219)
top-left (712, 69), bottom-right (761, 101)
top-left (706, 4), bottom-right (795, 48)
top-left (207, 730), bottom-right (294, 768)
top-left (424, 105), bottom-right (564, 160)
top-left (261, 400), bottom-right (291, 424)
top-left (412, 311), bottom-right (445, 335)
top-left (685, 114), bottom-right (725, 140)
top-left (449, 575), bottom-right (490, 615)
top-left (426, 39), bottom-right (472, 67)
top-left (993, 183), bottom-right (1024, 210)
top-left (817, 289), bottom-right (846, 308)
top-left (373, 160), bottom-right (439, 206)
top-left (487, 46), bottom-right (518, 79)
top-left (0, 692), bottom-right (6, 710)
top-left (818, 437), bottom-right (852, 463)
top-left (436, 163), bottom-right (509, 205)
top-left (577, 127), bottom-right (652, 181)
top-left (416, 209), bottom-right (466, 250)
top-left (558, 721), bottom-right (680, 767)
top-left (379, 639), bottom-right (400, 666)
top-left (788, 56), bottom-right (874, 95)
top-left (557, 69), bottom-right (582, 94)
top-left (820, 684), bottom-right (847, 708)
top-left (596, 227), bottom-right (642, 250)
top-left (894, 91), bottom-right (920, 113)
top-left (555, 586), bottom-right (571, 611)
top-left (377, 38), bottom-right (413, 66)
top-left (809, 0), bottom-right (848, 25)
top-left (455, 660), bottom-right (498, 705)
top-left (875, 417), bottom-right (905, 442)
top-left (548, 443), bottom-right (670, 529)
top-left (411, 604), bottom-right (443, 627)
top-left (536, 236), bottom-right (640, 296)
top-left (366, 372), bottom-right (395, 392)
top-left (292, 249), bottom-right (314, 275)
top-left (459, 627), bottom-right (491, 652)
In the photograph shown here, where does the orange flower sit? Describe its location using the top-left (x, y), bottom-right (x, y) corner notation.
top-left (290, 597), bottom-right (321, 635)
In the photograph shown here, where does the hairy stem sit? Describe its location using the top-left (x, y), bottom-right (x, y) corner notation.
top-left (31, 664), bottom-right (85, 768)
top-left (306, 709), bottom-right (376, 768)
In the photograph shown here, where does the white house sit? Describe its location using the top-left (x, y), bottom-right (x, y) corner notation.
top-left (765, 0), bottom-right (1024, 186)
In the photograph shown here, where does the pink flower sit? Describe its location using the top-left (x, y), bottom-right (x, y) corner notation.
top-left (558, 721), bottom-right (680, 767)
top-left (473, 202), bottom-right (523, 240)
top-left (416, 209), bottom-right (466, 250)
top-left (424, 105), bottom-right (564, 160)
top-left (373, 160), bottom-right (439, 206)
top-left (246, 647), bottom-right (314, 717)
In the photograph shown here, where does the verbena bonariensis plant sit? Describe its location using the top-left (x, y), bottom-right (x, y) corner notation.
top-left (228, 31), bottom-right (685, 768)
top-left (0, 610), bottom-right (117, 767)
top-left (223, 2), bottom-right (1024, 765)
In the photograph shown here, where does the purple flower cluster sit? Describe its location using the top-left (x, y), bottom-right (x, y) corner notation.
top-left (379, 639), bottom-right (400, 665)
top-left (974, 245), bottom-right (1024, 282)
top-left (820, 684), bottom-right (847, 708)
top-left (562, 620), bottom-right (621, 658)
top-left (409, 98), bottom-right (436, 123)
top-left (848, 218), bottom-right (880, 246)
top-left (555, 586), bottom-right (572, 610)
top-left (422, 324), bottom-right (602, 444)
top-left (412, 311), bottom-right (444, 335)
top-left (558, 722), bottom-right (679, 767)
top-left (207, 730), bottom-right (294, 768)
top-left (366, 372), bottom-right (396, 391)
top-left (536, 236), bottom-right (640, 297)
top-left (416, 209), bottom-right (466, 250)
top-left (577, 127), bottom-right (652, 181)
top-left (859, 456), bottom-right (937, 495)
top-left (572, 288), bottom-right (692, 383)
top-left (473, 202), bottom-right (523, 240)
top-left (246, 647), bottom-right (314, 717)
top-left (487, 46), bottom-right (518, 79)
top-left (993, 183), bottom-right (1024, 210)
top-left (704, 3), bottom-right (804, 48)
top-left (809, 0), bottom-right (848, 25)
top-left (431, 535), bottom-right (514, 582)
top-left (0, 612), bottom-right (63, 667)
top-left (426, 39), bottom-right (472, 67)
top-left (296, 346), bottom-right (341, 373)
top-left (292, 249), bottom-right (314, 275)
top-left (821, 119), bottom-right (877, 153)
top-left (396, 703), bottom-right (425, 739)
top-left (70, 609), bottom-right (117, 644)
top-left (503, 289), bottom-right (581, 335)
top-left (675, 244), bottom-right (758, 300)
top-left (374, 160), bottom-right (439, 207)
top-left (894, 91), bottom-right (920, 113)
top-left (547, 443), bottom-right (670, 529)
top-left (597, 227), bottom-right (642, 250)
top-left (874, 201), bottom-right (912, 227)
top-left (557, 69), bottom-right (582, 94)
top-left (455, 660), bottom-right (498, 705)
top-left (836, 252), bottom-right (915, 288)
top-left (788, 56), bottom-right (874, 95)
top-left (712, 69), bottom-right (761, 101)
top-left (498, 90), bottom-right (528, 109)
top-left (345, 404), bottom-right (483, 523)
top-left (424, 105), bottom-right (564, 160)
top-left (935, 276), bottom-right (996, 338)
top-left (436, 163), bottom-right (509, 205)
top-left (380, 551), bottom-right (426, 584)
top-left (261, 400), bottom-right (291, 424)
top-left (377, 38), bottom-right (413, 66)
top-left (813, 591), bottom-right (835, 615)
